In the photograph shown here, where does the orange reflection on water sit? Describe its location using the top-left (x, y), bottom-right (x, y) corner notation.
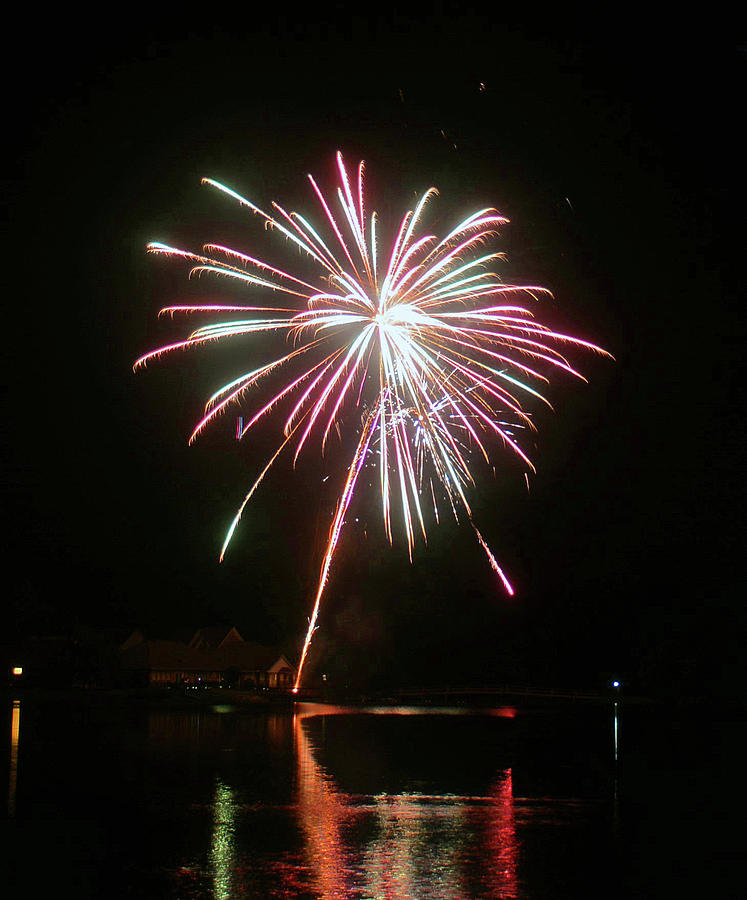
top-left (295, 708), bottom-right (353, 898)
top-left (8, 700), bottom-right (20, 817)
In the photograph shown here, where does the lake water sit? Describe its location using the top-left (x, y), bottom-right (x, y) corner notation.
top-left (2, 696), bottom-right (745, 898)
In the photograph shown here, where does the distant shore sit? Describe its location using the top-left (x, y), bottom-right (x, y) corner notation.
top-left (5, 683), bottom-right (744, 715)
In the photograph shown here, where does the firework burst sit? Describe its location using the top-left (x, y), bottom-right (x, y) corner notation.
top-left (135, 152), bottom-right (609, 690)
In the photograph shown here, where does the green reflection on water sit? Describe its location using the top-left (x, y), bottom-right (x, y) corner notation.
top-left (210, 780), bottom-right (236, 900)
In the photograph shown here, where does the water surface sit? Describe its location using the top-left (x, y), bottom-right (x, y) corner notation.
top-left (2, 696), bottom-right (744, 897)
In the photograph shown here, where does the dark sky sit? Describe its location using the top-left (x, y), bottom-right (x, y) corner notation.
top-left (3, 9), bottom-right (745, 694)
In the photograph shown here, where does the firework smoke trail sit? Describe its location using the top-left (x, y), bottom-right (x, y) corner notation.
top-left (293, 408), bottom-right (379, 692)
top-left (135, 152), bottom-right (609, 690)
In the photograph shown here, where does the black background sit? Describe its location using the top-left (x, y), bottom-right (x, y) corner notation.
top-left (4, 6), bottom-right (745, 696)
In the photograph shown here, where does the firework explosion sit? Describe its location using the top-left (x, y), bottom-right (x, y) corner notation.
top-left (135, 152), bottom-right (608, 690)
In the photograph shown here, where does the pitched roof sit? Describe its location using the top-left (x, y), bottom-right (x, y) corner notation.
top-left (268, 654), bottom-right (295, 674)
top-left (189, 626), bottom-right (244, 648)
top-left (121, 638), bottom-right (294, 674)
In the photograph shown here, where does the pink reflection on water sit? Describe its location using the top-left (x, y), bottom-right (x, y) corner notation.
top-left (487, 769), bottom-right (519, 891)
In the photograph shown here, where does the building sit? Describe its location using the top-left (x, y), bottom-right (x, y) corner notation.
top-left (120, 626), bottom-right (296, 689)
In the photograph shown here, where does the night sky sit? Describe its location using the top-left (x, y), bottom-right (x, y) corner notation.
top-left (4, 9), bottom-right (745, 696)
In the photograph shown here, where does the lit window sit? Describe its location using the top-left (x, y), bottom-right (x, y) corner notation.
top-left (12, 667), bottom-right (23, 676)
